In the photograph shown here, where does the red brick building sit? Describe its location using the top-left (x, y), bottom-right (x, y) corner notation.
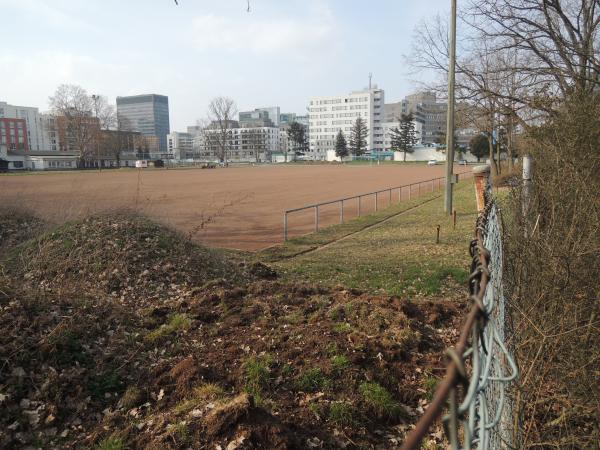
top-left (0, 118), bottom-right (29, 151)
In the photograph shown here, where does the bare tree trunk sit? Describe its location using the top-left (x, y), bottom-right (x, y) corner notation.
top-left (507, 117), bottom-right (514, 172)
top-left (496, 134), bottom-right (501, 175)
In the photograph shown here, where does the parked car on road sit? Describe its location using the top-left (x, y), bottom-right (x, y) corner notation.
top-left (459, 159), bottom-right (468, 165)
top-left (427, 160), bottom-right (438, 166)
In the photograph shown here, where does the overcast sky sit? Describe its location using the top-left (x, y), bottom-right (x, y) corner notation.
top-left (0, 0), bottom-right (450, 130)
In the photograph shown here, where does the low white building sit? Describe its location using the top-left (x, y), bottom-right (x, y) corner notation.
top-left (3, 150), bottom-right (79, 170)
top-left (392, 145), bottom-right (481, 163)
top-left (2, 147), bottom-right (139, 171)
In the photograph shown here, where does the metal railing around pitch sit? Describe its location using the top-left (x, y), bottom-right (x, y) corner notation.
top-left (283, 171), bottom-right (472, 241)
top-left (401, 166), bottom-right (518, 450)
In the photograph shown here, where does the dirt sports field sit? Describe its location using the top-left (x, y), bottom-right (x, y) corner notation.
top-left (0, 164), bottom-right (468, 250)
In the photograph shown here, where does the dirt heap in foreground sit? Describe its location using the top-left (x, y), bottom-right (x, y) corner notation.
top-left (3, 213), bottom-right (252, 302)
top-left (0, 207), bottom-right (48, 256)
top-left (0, 214), bottom-right (465, 449)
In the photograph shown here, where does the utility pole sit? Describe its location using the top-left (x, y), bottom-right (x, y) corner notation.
top-left (444, 0), bottom-right (457, 214)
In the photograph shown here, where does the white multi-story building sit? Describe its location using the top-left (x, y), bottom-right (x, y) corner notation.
top-left (193, 125), bottom-right (282, 163)
top-left (166, 132), bottom-right (194, 160)
top-left (308, 86), bottom-right (385, 159)
top-left (0, 101), bottom-right (58, 151)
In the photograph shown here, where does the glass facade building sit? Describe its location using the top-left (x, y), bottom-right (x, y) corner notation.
top-left (116, 94), bottom-right (170, 153)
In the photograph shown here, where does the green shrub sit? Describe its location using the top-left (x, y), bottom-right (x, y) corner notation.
top-left (244, 355), bottom-right (272, 403)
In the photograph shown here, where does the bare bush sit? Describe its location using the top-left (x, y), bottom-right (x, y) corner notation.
top-left (504, 92), bottom-right (600, 447)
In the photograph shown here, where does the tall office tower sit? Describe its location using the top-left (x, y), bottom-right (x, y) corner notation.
top-left (116, 94), bottom-right (170, 153)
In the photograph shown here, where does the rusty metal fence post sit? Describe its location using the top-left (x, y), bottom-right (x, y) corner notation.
top-left (474, 164), bottom-right (491, 212)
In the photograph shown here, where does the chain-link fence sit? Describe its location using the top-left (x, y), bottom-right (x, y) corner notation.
top-left (401, 167), bottom-right (518, 449)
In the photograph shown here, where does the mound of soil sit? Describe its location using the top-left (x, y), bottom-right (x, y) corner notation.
top-left (0, 275), bottom-right (464, 449)
top-left (0, 208), bottom-right (47, 256)
top-left (5, 214), bottom-right (251, 302)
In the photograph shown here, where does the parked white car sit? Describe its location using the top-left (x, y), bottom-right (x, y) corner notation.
top-left (427, 160), bottom-right (438, 166)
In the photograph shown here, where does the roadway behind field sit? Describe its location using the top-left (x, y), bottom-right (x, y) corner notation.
top-left (0, 164), bottom-right (466, 250)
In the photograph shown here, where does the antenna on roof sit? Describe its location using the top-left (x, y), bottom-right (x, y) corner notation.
top-left (369, 73), bottom-right (373, 90)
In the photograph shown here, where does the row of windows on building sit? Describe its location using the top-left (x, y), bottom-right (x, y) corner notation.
top-left (310, 97), bottom-right (368, 106)
top-left (309, 104), bottom-right (371, 114)
top-left (0, 109), bottom-right (30, 118)
top-left (47, 160), bottom-right (73, 168)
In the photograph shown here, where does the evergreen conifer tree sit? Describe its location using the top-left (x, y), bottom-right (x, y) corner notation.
top-left (389, 113), bottom-right (418, 161)
top-left (349, 117), bottom-right (368, 156)
top-left (335, 130), bottom-right (348, 160)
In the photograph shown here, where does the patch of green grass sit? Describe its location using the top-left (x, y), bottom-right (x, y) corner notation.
top-left (328, 401), bottom-right (355, 426)
top-left (145, 313), bottom-right (192, 343)
top-left (329, 305), bottom-right (345, 321)
top-left (423, 376), bottom-right (439, 401)
top-left (89, 371), bottom-right (124, 401)
top-left (166, 421), bottom-right (189, 444)
top-left (344, 301), bottom-right (354, 317)
top-left (308, 402), bottom-right (324, 419)
top-left (195, 382), bottom-right (226, 400)
top-left (359, 382), bottom-right (402, 420)
top-left (258, 187), bottom-right (444, 262)
top-left (244, 354), bottom-right (273, 403)
top-left (265, 181), bottom-right (477, 297)
top-left (172, 398), bottom-right (197, 416)
top-left (121, 386), bottom-right (143, 409)
top-left (284, 310), bottom-right (303, 325)
top-left (331, 355), bottom-right (351, 373)
top-left (281, 363), bottom-right (295, 378)
top-left (97, 436), bottom-right (126, 450)
top-left (297, 368), bottom-right (330, 392)
top-left (326, 343), bottom-right (339, 356)
top-left (173, 382), bottom-right (227, 415)
top-left (54, 329), bottom-right (92, 366)
top-left (332, 322), bottom-right (353, 334)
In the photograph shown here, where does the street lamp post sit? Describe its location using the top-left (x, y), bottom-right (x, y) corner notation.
top-left (444, 0), bottom-right (457, 214)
